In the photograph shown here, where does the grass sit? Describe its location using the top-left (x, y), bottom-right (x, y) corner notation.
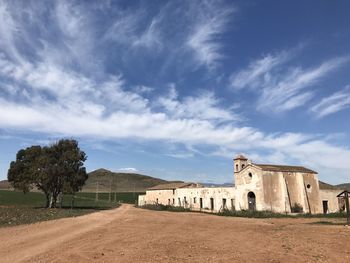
top-left (0, 190), bottom-right (143, 227)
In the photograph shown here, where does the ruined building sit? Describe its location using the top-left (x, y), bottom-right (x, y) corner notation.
top-left (138, 154), bottom-right (345, 214)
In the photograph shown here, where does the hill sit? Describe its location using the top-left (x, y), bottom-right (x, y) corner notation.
top-left (336, 183), bottom-right (350, 191)
top-left (83, 168), bottom-right (182, 192)
top-left (0, 180), bottom-right (11, 190)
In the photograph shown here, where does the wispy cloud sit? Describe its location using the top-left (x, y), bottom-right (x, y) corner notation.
top-left (230, 50), bottom-right (292, 90)
top-left (104, 7), bottom-right (163, 51)
top-left (230, 47), bottom-right (350, 113)
top-left (118, 167), bottom-right (138, 173)
top-left (157, 85), bottom-right (240, 123)
top-left (186, 1), bottom-right (234, 69)
top-left (310, 85), bottom-right (350, 118)
top-left (257, 56), bottom-right (349, 112)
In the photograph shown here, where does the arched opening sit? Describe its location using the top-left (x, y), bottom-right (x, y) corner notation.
top-left (247, 192), bottom-right (256, 211)
top-left (236, 164), bottom-right (238, 171)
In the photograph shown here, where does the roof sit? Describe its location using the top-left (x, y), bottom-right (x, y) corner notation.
top-left (254, 164), bottom-right (317, 174)
top-left (147, 182), bottom-right (201, 190)
top-left (234, 154), bottom-right (248, 160)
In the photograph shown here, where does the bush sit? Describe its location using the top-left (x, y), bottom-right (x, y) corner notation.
top-left (291, 203), bottom-right (303, 213)
top-left (140, 204), bottom-right (190, 212)
top-left (218, 209), bottom-right (290, 218)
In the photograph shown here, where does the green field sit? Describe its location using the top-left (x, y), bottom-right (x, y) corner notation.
top-left (0, 190), bottom-right (144, 227)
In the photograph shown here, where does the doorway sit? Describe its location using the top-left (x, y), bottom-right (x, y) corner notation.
top-left (247, 192), bottom-right (256, 211)
top-left (210, 198), bottom-right (214, 210)
top-left (322, 200), bottom-right (328, 214)
top-left (199, 198), bottom-right (203, 209)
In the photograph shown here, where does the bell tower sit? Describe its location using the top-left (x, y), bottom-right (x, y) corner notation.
top-left (234, 154), bottom-right (248, 174)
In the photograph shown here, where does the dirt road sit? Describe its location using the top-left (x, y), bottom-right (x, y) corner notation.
top-left (0, 204), bottom-right (349, 263)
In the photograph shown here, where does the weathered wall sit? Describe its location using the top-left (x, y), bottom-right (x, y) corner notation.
top-left (261, 172), bottom-right (287, 213)
top-left (302, 173), bottom-right (322, 214)
top-left (176, 187), bottom-right (236, 212)
top-left (319, 189), bottom-right (343, 213)
top-left (234, 166), bottom-right (265, 211)
top-left (139, 187), bottom-right (236, 213)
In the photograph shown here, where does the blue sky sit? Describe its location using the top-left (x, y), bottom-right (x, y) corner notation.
top-left (0, 0), bottom-right (350, 184)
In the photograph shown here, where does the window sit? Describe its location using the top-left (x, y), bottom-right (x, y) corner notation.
top-left (193, 197), bottom-right (197, 203)
top-left (306, 184), bottom-right (311, 189)
top-left (242, 164), bottom-right (245, 169)
top-left (168, 199), bottom-right (171, 205)
top-left (173, 189), bottom-right (175, 195)
top-left (178, 198), bottom-right (181, 206)
top-left (172, 198), bottom-right (175, 205)
top-left (184, 196), bottom-right (187, 204)
top-left (248, 172), bottom-right (253, 178)
top-left (236, 164), bottom-right (238, 171)
top-left (200, 198), bottom-right (203, 209)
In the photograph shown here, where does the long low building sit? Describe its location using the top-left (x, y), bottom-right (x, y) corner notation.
top-left (138, 154), bottom-right (346, 214)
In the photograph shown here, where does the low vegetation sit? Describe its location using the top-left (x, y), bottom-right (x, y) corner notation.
top-left (0, 190), bottom-right (142, 227)
top-left (218, 209), bottom-right (290, 218)
top-left (139, 204), bottom-right (191, 212)
top-left (140, 204), bottom-right (348, 224)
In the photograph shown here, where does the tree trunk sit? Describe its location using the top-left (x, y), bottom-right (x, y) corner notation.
top-left (49, 192), bottom-right (58, 208)
top-left (71, 194), bottom-right (75, 209)
top-left (45, 192), bottom-right (50, 208)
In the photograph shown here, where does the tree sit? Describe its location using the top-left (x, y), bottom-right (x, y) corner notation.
top-left (7, 139), bottom-right (88, 208)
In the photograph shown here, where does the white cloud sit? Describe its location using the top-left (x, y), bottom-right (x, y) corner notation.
top-left (230, 50), bottom-right (292, 90)
top-left (157, 86), bottom-right (239, 123)
top-left (230, 47), bottom-right (350, 113)
top-left (104, 8), bottom-right (162, 51)
top-left (186, 1), bottom-right (234, 69)
top-left (310, 85), bottom-right (350, 118)
top-left (118, 167), bottom-right (138, 173)
top-left (257, 56), bottom-right (349, 112)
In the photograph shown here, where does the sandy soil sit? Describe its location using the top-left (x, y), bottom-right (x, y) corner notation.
top-left (0, 204), bottom-right (349, 263)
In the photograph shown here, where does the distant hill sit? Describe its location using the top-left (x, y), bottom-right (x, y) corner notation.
top-left (336, 183), bottom-right (350, 191)
top-left (0, 180), bottom-right (11, 190)
top-left (201, 182), bottom-right (234, 187)
top-left (83, 168), bottom-right (182, 192)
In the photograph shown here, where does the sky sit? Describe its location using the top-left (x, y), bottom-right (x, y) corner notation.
top-left (0, 0), bottom-right (350, 184)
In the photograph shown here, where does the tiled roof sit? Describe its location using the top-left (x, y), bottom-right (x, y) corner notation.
top-left (254, 164), bottom-right (317, 174)
top-left (148, 182), bottom-right (201, 190)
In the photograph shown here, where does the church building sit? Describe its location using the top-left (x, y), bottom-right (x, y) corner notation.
top-left (138, 154), bottom-right (344, 214)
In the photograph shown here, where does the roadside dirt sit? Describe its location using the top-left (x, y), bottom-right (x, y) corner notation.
top-left (0, 204), bottom-right (349, 262)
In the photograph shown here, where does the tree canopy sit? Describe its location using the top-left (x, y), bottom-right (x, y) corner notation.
top-left (8, 139), bottom-right (88, 208)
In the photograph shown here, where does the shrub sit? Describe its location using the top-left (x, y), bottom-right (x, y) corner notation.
top-left (291, 203), bottom-right (303, 213)
top-left (218, 209), bottom-right (290, 218)
top-left (140, 204), bottom-right (190, 212)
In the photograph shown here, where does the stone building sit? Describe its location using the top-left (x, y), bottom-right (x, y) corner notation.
top-left (138, 154), bottom-right (345, 214)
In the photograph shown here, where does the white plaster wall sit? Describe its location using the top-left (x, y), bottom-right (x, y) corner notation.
top-left (176, 187), bottom-right (236, 213)
top-left (139, 187), bottom-right (236, 213)
top-left (319, 189), bottom-right (342, 213)
top-left (234, 166), bottom-right (264, 211)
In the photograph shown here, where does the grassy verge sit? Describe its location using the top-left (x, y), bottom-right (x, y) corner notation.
top-left (218, 209), bottom-right (291, 218)
top-left (0, 190), bottom-right (137, 227)
top-left (139, 204), bottom-right (191, 212)
top-left (139, 203), bottom-right (349, 223)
